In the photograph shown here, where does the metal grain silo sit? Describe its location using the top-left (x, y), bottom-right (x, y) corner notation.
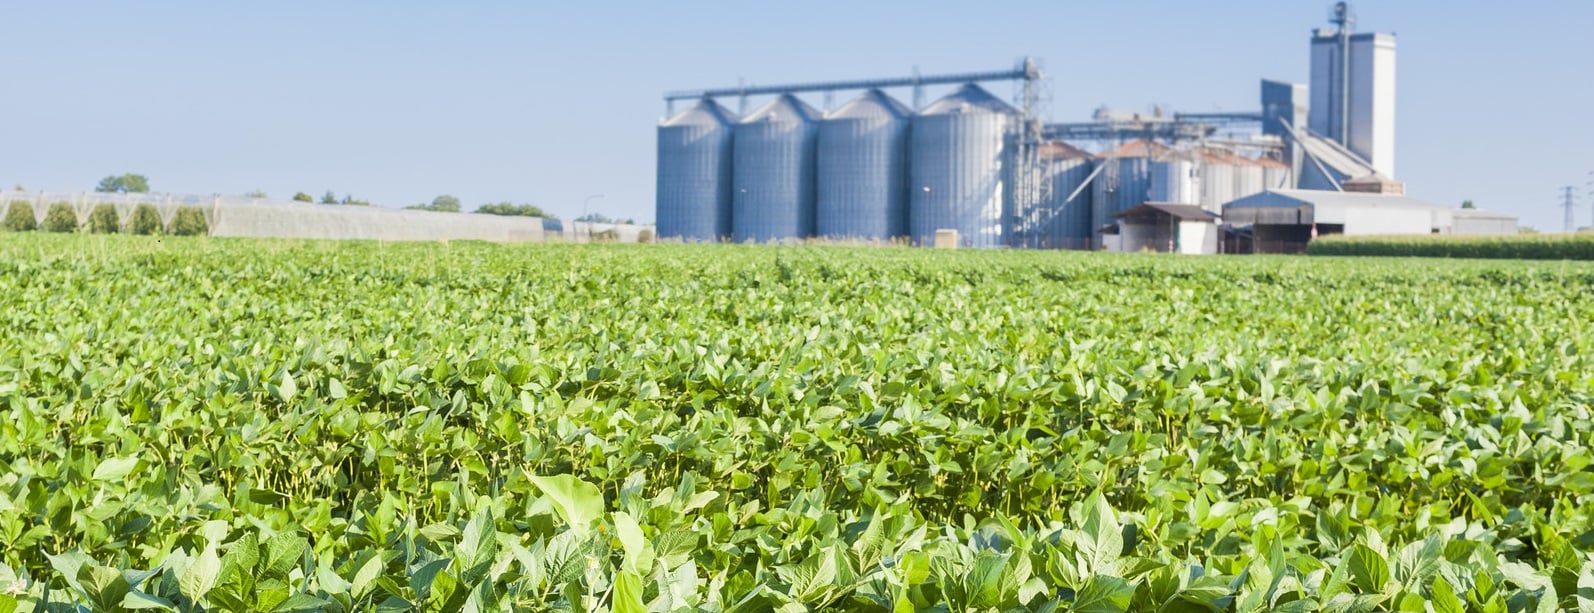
top-left (1259, 157), bottom-right (1292, 190)
top-left (656, 99), bottom-right (737, 241)
top-left (1198, 149), bottom-right (1235, 213)
top-left (909, 84), bottom-right (1016, 248)
top-left (816, 89), bottom-right (910, 241)
top-left (1031, 141), bottom-right (1094, 249)
top-left (1231, 155), bottom-right (1266, 202)
top-left (1148, 149), bottom-right (1199, 204)
top-left (1090, 140), bottom-right (1159, 239)
top-left (732, 94), bottom-right (819, 243)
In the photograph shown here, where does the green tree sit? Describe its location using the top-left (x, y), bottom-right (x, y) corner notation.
top-left (292, 192), bottom-right (314, 203)
top-left (575, 212), bottom-right (614, 224)
top-left (244, 190), bottom-right (269, 199)
top-left (86, 204), bottom-right (120, 233)
top-left (168, 207), bottom-right (209, 236)
top-left (128, 204), bottom-right (162, 235)
top-left (1462, 200), bottom-right (1475, 209)
top-left (43, 202), bottom-right (78, 232)
top-left (339, 195), bottom-right (371, 206)
top-left (475, 202), bottom-right (553, 218)
top-left (321, 190), bottom-right (338, 204)
top-left (95, 174), bottom-right (151, 193)
top-left (2, 201), bottom-right (36, 231)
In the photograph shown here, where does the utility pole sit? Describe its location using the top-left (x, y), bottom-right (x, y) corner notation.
top-left (1561, 186), bottom-right (1577, 233)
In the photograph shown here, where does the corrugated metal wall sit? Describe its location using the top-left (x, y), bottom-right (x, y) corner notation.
top-left (1091, 156), bottom-right (1150, 237)
top-left (656, 99), bottom-right (737, 241)
top-left (816, 89), bottom-right (910, 241)
top-left (1232, 159), bottom-right (1266, 204)
top-left (1031, 149), bottom-right (1095, 249)
top-left (1149, 156), bottom-right (1199, 204)
top-left (1199, 155), bottom-right (1235, 213)
top-left (909, 84), bottom-right (1015, 248)
top-left (732, 94), bottom-right (819, 243)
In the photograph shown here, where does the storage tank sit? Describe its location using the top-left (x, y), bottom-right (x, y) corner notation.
top-left (1198, 149), bottom-right (1236, 213)
top-left (732, 94), bottom-right (819, 243)
top-left (1031, 141), bottom-right (1094, 249)
top-left (1231, 155), bottom-right (1266, 202)
top-left (1259, 157), bottom-right (1292, 190)
top-left (816, 89), bottom-right (910, 241)
top-left (1148, 149), bottom-right (1199, 204)
top-left (909, 84), bottom-right (1016, 248)
top-left (655, 98), bottom-right (737, 241)
top-left (1090, 140), bottom-right (1160, 239)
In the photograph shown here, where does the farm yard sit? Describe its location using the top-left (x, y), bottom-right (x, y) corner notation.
top-left (2, 234), bottom-right (1593, 612)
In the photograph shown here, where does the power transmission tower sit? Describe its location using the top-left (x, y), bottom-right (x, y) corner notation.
top-left (1562, 186), bottom-right (1577, 233)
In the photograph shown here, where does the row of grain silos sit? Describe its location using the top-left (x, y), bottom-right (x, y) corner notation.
top-left (656, 84), bottom-right (1018, 247)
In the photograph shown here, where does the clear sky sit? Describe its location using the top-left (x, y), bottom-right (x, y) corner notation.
top-left (3, 1), bottom-right (1591, 231)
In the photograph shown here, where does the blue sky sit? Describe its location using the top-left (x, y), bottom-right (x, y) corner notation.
top-left (2, 1), bottom-right (1591, 231)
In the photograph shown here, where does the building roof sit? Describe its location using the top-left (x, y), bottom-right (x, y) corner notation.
top-left (1114, 202), bottom-right (1220, 221)
top-left (743, 93), bottom-right (819, 123)
top-left (662, 98), bottom-right (738, 127)
top-left (920, 84), bottom-right (1016, 115)
top-left (1095, 139), bottom-right (1171, 160)
top-left (1039, 140), bottom-right (1092, 160)
top-left (826, 89), bottom-right (911, 120)
top-left (1450, 207), bottom-right (1516, 220)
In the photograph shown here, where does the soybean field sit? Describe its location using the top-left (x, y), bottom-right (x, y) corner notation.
top-left (2, 234), bottom-right (1593, 612)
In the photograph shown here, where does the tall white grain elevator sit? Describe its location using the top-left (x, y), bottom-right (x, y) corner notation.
top-left (1308, 2), bottom-right (1396, 178)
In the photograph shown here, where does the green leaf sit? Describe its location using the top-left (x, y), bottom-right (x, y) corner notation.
top-left (92, 456), bottom-right (141, 482)
top-left (1078, 492), bottom-right (1123, 572)
top-left (527, 473), bottom-right (605, 535)
top-left (1072, 575), bottom-right (1134, 613)
top-left (613, 511), bottom-right (654, 575)
top-left (181, 544), bottom-right (222, 602)
top-left (456, 508), bottom-right (498, 585)
top-left (1346, 544), bottom-right (1389, 593)
top-left (122, 590), bottom-right (177, 610)
top-left (269, 593), bottom-right (332, 613)
top-left (261, 533), bottom-right (307, 582)
top-left (613, 570), bottom-right (647, 613)
top-left (1430, 578), bottom-right (1464, 613)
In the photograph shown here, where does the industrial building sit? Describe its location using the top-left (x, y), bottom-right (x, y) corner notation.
top-left (654, 2), bottom-right (1517, 252)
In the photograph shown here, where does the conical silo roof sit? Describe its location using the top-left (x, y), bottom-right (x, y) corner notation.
top-left (919, 84), bottom-right (1018, 115)
top-left (743, 93), bottom-right (819, 124)
top-left (662, 98), bottom-right (738, 127)
top-left (826, 89), bottom-right (911, 120)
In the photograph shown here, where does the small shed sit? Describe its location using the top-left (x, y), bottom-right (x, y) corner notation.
top-left (1111, 202), bottom-right (1220, 254)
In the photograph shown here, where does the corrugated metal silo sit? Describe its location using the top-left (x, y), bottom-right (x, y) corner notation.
top-left (1090, 140), bottom-right (1159, 238)
top-left (1148, 149), bottom-right (1199, 204)
top-left (816, 89), bottom-right (911, 241)
top-left (1198, 149), bottom-right (1236, 213)
top-left (1259, 157), bottom-right (1292, 190)
top-left (1231, 156), bottom-right (1266, 202)
top-left (732, 94), bottom-right (820, 243)
top-left (1031, 141), bottom-right (1094, 249)
top-left (909, 84), bottom-right (1016, 248)
top-left (656, 99), bottom-right (737, 241)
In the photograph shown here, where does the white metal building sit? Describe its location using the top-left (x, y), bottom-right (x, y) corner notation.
top-left (1223, 189), bottom-right (1518, 253)
top-left (1108, 203), bottom-right (1220, 255)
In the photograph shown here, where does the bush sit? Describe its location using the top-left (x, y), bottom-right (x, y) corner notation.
top-left (476, 202), bottom-right (553, 218)
top-left (43, 202), bottom-right (78, 233)
top-left (637, 228), bottom-right (654, 244)
top-left (128, 204), bottom-right (162, 235)
top-left (167, 207), bottom-right (209, 236)
top-left (1307, 234), bottom-right (1594, 260)
top-left (2, 201), bottom-right (36, 231)
top-left (86, 204), bottom-right (121, 234)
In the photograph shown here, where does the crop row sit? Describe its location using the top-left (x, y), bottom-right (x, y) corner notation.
top-left (2, 234), bottom-right (1592, 611)
top-left (1306, 233), bottom-right (1594, 260)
